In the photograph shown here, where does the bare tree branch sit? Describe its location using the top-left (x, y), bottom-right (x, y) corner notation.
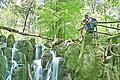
top-left (22, 0), bottom-right (34, 32)
top-left (0, 26), bottom-right (53, 40)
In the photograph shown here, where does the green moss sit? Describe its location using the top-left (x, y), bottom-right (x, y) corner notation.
top-left (0, 55), bottom-right (7, 79)
top-left (64, 44), bottom-right (80, 70)
top-left (18, 66), bottom-right (28, 80)
top-left (15, 40), bottom-right (34, 63)
top-left (7, 34), bottom-right (15, 48)
top-left (0, 35), bottom-right (6, 43)
top-left (3, 48), bottom-right (12, 60)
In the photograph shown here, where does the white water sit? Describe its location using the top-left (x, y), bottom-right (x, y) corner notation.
top-left (6, 42), bottom-right (18, 80)
top-left (33, 59), bottom-right (43, 80)
top-left (33, 44), bottom-right (44, 80)
top-left (33, 49), bottom-right (62, 80)
top-left (5, 43), bottom-right (62, 80)
top-left (35, 44), bottom-right (42, 60)
top-left (46, 50), bottom-right (62, 80)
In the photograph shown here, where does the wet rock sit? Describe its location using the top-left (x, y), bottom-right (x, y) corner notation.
top-left (42, 49), bottom-right (52, 69)
top-left (13, 50), bottom-right (21, 63)
top-left (57, 58), bottom-right (64, 80)
top-left (19, 53), bottom-right (26, 64)
top-left (3, 48), bottom-right (12, 60)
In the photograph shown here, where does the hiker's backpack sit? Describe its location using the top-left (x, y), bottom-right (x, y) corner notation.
top-left (89, 17), bottom-right (97, 27)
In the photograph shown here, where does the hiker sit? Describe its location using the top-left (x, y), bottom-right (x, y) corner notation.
top-left (79, 14), bottom-right (97, 37)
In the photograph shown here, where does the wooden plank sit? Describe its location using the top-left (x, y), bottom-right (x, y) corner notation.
top-left (98, 25), bottom-right (120, 30)
top-left (98, 21), bottom-right (120, 24)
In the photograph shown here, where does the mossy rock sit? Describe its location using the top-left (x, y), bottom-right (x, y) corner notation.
top-left (0, 35), bottom-right (6, 43)
top-left (16, 40), bottom-right (34, 52)
top-left (64, 43), bottom-right (80, 71)
top-left (0, 55), bottom-right (7, 79)
top-left (7, 34), bottom-right (15, 48)
top-left (18, 66), bottom-right (28, 80)
top-left (3, 48), bottom-right (12, 60)
top-left (11, 65), bottom-right (28, 80)
top-left (29, 38), bottom-right (36, 45)
top-left (113, 45), bottom-right (120, 56)
top-left (85, 34), bottom-right (93, 45)
top-left (15, 40), bottom-right (34, 63)
top-left (42, 50), bottom-right (52, 68)
top-left (19, 53), bottom-right (26, 64)
top-left (26, 52), bottom-right (34, 63)
top-left (15, 40), bottom-right (28, 49)
top-left (0, 48), bottom-right (3, 55)
top-left (54, 44), bottom-right (67, 57)
top-left (13, 50), bottom-right (21, 62)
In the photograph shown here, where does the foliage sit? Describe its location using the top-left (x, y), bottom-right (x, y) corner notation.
top-left (0, 0), bottom-right (120, 80)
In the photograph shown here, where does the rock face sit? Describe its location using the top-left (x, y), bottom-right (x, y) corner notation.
top-left (17, 65), bottom-right (28, 80)
top-left (0, 35), bottom-right (29, 80)
top-left (0, 55), bottom-right (7, 79)
top-left (15, 40), bottom-right (34, 64)
top-left (0, 35), bottom-right (7, 49)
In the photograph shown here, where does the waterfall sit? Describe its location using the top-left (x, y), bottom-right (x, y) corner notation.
top-left (2, 41), bottom-right (63, 80)
top-left (52, 57), bottom-right (60, 80)
top-left (6, 42), bottom-right (18, 80)
top-left (33, 47), bottom-right (62, 80)
top-left (33, 59), bottom-right (43, 80)
top-left (45, 50), bottom-right (62, 80)
top-left (35, 44), bottom-right (42, 60)
top-left (32, 44), bottom-right (44, 80)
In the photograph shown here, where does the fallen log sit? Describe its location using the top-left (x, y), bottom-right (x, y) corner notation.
top-left (0, 26), bottom-right (53, 40)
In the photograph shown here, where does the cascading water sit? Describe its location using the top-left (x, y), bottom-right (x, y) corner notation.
top-left (32, 44), bottom-right (44, 80)
top-left (50, 51), bottom-right (62, 80)
top-left (6, 42), bottom-right (18, 80)
top-left (33, 45), bottom-right (63, 80)
top-left (33, 59), bottom-right (43, 80)
top-left (35, 44), bottom-right (42, 60)
top-left (1, 39), bottom-right (63, 80)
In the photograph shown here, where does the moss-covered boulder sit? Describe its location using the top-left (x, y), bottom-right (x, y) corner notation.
top-left (29, 38), bottom-right (36, 46)
top-left (17, 66), bottom-right (28, 80)
top-left (3, 48), bottom-right (12, 60)
top-left (64, 43), bottom-right (80, 71)
top-left (0, 35), bottom-right (7, 48)
top-left (42, 49), bottom-right (52, 69)
top-left (0, 48), bottom-right (3, 55)
top-left (15, 40), bottom-right (34, 63)
top-left (0, 55), bottom-right (7, 79)
top-left (7, 34), bottom-right (15, 48)
top-left (0, 35), bottom-right (6, 43)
